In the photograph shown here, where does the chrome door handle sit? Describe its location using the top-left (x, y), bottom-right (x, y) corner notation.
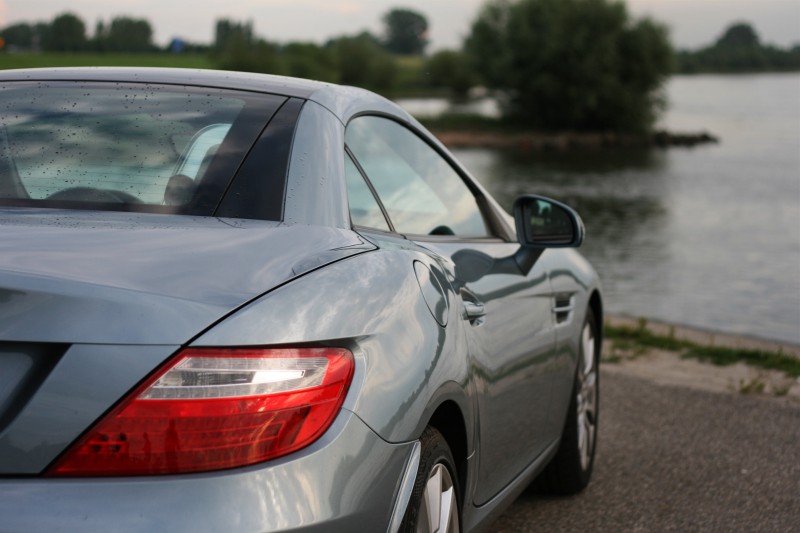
top-left (463, 301), bottom-right (486, 325)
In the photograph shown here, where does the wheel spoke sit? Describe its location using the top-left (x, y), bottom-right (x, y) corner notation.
top-left (417, 463), bottom-right (459, 533)
top-left (577, 320), bottom-right (598, 470)
top-left (583, 373), bottom-right (597, 420)
top-left (439, 486), bottom-right (454, 532)
top-left (423, 466), bottom-right (442, 533)
top-left (582, 326), bottom-right (595, 376)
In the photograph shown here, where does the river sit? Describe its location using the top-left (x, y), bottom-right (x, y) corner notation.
top-left (397, 74), bottom-right (800, 345)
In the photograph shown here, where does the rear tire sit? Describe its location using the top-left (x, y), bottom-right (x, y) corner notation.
top-left (536, 309), bottom-right (599, 495)
top-left (400, 426), bottom-right (461, 533)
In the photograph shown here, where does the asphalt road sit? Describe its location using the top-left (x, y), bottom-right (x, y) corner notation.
top-left (491, 370), bottom-right (800, 532)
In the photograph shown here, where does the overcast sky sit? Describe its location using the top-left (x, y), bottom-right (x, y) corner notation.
top-left (2, 0), bottom-right (798, 50)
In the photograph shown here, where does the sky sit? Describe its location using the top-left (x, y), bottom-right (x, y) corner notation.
top-left (1, 0), bottom-right (798, 50)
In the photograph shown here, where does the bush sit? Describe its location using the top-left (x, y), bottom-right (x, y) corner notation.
top-left (283, 42), bottom-right (337, 82)
top-left (424, 50), bottom-right (476, 97)
top-left (217, 34), bottom-right (285, 75)
top-left (327, 33), bottom-right (398, 92)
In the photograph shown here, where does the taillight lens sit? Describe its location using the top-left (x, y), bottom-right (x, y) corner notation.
top-left (48, 347), bottom-right (354, 476)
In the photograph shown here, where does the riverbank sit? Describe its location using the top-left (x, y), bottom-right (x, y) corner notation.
top-left (428, 127), bottom-right (718, 150)
top-left (603, 315), bottom-right (800, 401)
top-left (411, 111), bottom-right (719, 150)
top-left (605, 315), bottom-right (800, 359)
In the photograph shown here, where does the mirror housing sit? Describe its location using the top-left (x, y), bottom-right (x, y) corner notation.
top-left (513, 195), bottom-right (584, 249)
top-left (511, 195), bottom-right (584, 275)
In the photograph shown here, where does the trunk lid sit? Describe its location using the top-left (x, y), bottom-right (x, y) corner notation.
top-left (0, 208), bottom-right (374, 345)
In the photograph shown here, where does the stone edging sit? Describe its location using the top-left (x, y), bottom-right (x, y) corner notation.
top-left (605, 314), bottom-right (800, 359)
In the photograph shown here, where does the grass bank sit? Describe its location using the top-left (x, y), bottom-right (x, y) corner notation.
top-left (605, 318), bottom-right (800, 378)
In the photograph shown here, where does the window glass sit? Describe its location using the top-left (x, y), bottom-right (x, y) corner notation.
top-left (345, 116), bottom-right (488, 237)
top-left (345, 155), bottom-right (390, 231)
top-left (0, 81), bottom-right (278, 217)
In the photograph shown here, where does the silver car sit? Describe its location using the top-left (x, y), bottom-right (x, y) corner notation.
top-left (0, 68), bottom-right (602, 533)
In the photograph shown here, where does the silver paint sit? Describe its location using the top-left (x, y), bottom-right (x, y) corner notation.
top-left (0, 68), bottom-right (603, 533)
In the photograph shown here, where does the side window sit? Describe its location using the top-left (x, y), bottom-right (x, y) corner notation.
top-left (345, 116), bottom-right (489, 237)
top-left (345, 154), bottom-right (390, 231)
top-left (174, 124), bottom-right (231, 180)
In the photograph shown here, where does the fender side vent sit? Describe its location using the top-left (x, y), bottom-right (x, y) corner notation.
top-left (553, 294), bottom-right (574, 325)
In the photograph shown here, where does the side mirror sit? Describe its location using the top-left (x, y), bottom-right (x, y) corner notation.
top-left (451, 195), bottom-right (586, 283)
top-left (513, 195), bottom-right (584, 249)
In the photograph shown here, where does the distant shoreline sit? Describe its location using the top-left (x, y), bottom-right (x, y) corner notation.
top-left (428, 128), bottom-right (719, 151)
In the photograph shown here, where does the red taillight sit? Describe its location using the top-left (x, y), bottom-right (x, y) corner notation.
top-left (48, 347), bottom-right (354, 476)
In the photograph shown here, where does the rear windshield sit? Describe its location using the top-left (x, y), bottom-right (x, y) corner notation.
top-left (0, 81), bottom-right (283, 215)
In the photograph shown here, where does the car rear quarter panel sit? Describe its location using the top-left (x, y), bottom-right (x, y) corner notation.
top-left (194, 243), bottom-right (474, 447)
top-left (283, 101), bottom-right (350, 229)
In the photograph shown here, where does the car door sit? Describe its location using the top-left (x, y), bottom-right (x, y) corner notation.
top-left (344, 115), bottom-right (560, 505)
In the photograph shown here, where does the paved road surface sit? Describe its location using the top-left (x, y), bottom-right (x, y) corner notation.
top-left (491, 370), bottom-right (800, 532)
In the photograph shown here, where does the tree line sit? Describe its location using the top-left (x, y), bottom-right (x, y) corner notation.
top-left (0, 9), bottom-right (429, 56)
top-left (676, 22), bottom-right (800, 73)
top-left (0, 13), bottom-right (157, 53)
top-left (210, 20), bottom-right (399, 93)
top-left (4, 2), bottom-right (793, 133)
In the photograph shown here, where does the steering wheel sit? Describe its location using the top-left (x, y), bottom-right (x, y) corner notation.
top-left (47, 187), bottom-right (143, 203)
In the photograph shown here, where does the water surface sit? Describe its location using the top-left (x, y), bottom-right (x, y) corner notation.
top-left (401, 74), bottom-right (800, 344)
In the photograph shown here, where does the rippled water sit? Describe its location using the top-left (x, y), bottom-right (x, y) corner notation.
top-left (399, 74), bottom-right (800, 344)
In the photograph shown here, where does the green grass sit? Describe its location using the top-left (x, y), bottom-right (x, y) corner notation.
top-left (0, 53), bottom-right (214, 71)
top-left (604, 322), bottom-right (800, 378)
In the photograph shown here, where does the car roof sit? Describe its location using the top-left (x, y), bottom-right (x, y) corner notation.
top-left (0, 67), bottom-right (412, 125)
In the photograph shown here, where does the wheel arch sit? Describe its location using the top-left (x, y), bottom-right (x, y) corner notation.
top-left (427, 399), bottom-right (469, 500)
top-left (588, 289), bottom-right (603, 354)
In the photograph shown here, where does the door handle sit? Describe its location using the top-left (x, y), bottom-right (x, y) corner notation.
top-left (462, 301), bottom-right (486, 325)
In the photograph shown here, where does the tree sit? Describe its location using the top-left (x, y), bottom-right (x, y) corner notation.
top-left (218, 37), bottom-right (284, 75)
top-left (282, 42), bottom-right (338, 81)
top-left (424, 50), bottom-right (476, 96)
top-left (1, 23), bottom-right (34, 49)
top-left (101, 17), bottom-right (154, 52)
top-left (32, 23), bottom-right (50, 50)
top-left (327, 33), bottom-right (398, 92)
top-left (382, 8), bottom-right (428, 55)
top-left (716, 22), bottom-right (760, 48)
top-left (214, 19), bottom-right (254, 53)
top-left (43, 12), bottom-right (87, 52)
top-left (465, 0), bottom-right (673, 132)
top-left (674, 22), bottom-right (800, 73)
top-left (212, 19), bottom-right (285, 75)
